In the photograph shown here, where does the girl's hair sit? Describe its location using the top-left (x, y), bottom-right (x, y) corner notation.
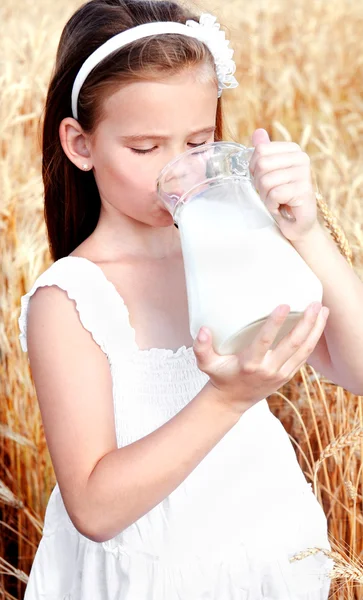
top-left (43, 0), bottom-right (225, 261)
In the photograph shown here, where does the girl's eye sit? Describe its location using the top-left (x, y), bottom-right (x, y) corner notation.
top-left (189, 142), bottom-right (207, 148)
top-left (130, 142), bottom-right (207, 155)
top-left (130, 147), bottom-right (156, 155)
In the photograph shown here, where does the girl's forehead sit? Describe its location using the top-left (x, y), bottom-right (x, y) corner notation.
top-left (99, 69), bottom-right (218, 132)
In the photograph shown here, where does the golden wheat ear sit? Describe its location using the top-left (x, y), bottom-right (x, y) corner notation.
top-left (315, 190), bottom-right (353, 266)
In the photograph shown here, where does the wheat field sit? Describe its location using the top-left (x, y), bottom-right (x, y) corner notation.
top-left (1, 0), bottom-right (363, 598)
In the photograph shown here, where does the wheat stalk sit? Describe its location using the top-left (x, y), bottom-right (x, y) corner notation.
top-left (0, 480), bottom-right (24, 509)
top-left (290, 547), bottom-right (363, 583)
top-left (313, 427), bottom-right (363, 494)
top-left (315, 192), bottom-right (354, 266)
top-left (344, 480), bottom-right (358, 501)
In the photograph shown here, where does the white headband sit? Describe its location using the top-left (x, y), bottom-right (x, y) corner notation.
top-left (71, 13), bottom-right (238, 119)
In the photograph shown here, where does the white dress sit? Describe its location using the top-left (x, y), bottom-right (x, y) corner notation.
top-left (19, 256), bottom-right (333, 600)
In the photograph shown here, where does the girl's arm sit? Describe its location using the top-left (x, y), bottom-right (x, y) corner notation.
top-left (248, 129), bottom-right (363, 395)
top-left (84, 380), bottom-right (239, 542)
top-left (292, 221), bottom-right (363, 395)
top-left (26, 286), bottom-right (240, 544)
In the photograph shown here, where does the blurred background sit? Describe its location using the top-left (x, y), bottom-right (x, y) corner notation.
top-left (1, 0), bottom-right (362, 597)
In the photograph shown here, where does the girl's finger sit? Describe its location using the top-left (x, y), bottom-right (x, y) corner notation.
top-left (244, 304), bottom-right (292, 363)
top-left (256, 166), bottom-right (307, 201)
top-left (286, 306), bottom-right (329, 372)
top-left (251, 151), bottom-right (310, 179)
top-left (284, 356), bottom-right (311, 383)
top-left (265, 182), bottom-right (310, 209)
top-left (249, 142), bottom-right (301, 172)
top-left (272, 304), bottom-right (329, 373)
top-left (264, 182), bottom-right (310, 214)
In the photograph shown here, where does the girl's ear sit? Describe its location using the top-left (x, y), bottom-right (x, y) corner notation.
top-left (59, 118), bottom-right (93, 170)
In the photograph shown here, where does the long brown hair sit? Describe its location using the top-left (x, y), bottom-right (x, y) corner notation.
top-left (43, 0), bottom-right (225, 261)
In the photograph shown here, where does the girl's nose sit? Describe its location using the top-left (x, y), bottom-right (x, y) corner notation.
top-left (162, 146), bottom-right (188, 170)
top-left (157, 146), bottom-right (209, 210)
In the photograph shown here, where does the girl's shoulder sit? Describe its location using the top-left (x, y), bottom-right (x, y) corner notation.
top-left (19, 257), bottom-right (103, 318)
top-left (18, 257), bottom-right (135, 356)
top-left (23, 256), bottom-right (104, 291)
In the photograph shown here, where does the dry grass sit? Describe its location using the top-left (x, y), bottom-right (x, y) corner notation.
top-left (1, 0), bottom-right (363, 598)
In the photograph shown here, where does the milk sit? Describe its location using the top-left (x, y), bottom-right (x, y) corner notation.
top-left (177, 179), bottom-right (323, 355)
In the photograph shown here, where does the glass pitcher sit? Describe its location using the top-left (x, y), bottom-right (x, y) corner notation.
top-left (156, 141), bottom-right (323, 356)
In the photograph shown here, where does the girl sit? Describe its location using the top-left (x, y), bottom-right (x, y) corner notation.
top-left (18, 0), bottom-right (363, 598)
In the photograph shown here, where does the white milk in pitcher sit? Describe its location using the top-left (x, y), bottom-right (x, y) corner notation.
top-left (177, 180), bottom-right (323, 355)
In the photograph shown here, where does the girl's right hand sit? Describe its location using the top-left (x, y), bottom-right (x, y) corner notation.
top-left (193, 302), bottom-right (329, 416)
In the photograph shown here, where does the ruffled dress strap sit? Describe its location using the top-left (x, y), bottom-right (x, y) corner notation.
top-left (18, 256), bottom-right (137, 359)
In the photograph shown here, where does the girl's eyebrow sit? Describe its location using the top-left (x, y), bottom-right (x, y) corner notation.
top-left (119, 126), bottom-right (216, 143)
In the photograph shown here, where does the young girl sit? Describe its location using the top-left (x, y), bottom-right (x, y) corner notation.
top-left (18, 0), bottom-right (363, 598)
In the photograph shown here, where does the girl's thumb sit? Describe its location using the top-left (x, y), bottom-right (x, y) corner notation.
top-left (251, 128), bottom-right (270, 146)
top-left (193, 327), bottom-right (214, 369)
top-left (197, 327), bottom-right (209, 343)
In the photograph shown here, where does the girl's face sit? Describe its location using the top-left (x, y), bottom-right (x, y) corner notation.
top-left (87, 66), bottom-right (218, 228)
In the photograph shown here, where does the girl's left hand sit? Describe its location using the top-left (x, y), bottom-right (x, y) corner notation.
top-left (249, 128), bottom-right (319, 242)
